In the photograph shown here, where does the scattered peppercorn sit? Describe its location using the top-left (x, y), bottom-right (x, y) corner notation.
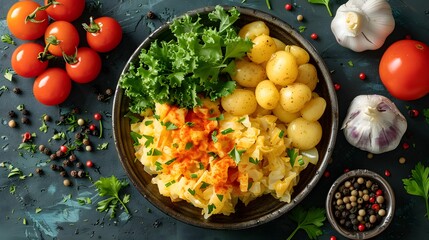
top-left (334, 83), bottom-right (341, 91)
top-left (147, 11), bottom-right (156, 19)
top-left (21, 109), bottom-right (30, 116)
top-left (8, 110), bottom-right (17, 118)
top-left (76, 162), bottom-right (84, 169)
top-left (77, 118), bottom-right (85, 126)
top-left (8, 119), bottom-right (17, 128)
top-left (70, 170), bottom-right (78, 178)
top-left (21, 117), bottom-right (30, 125)
top-left (384, 169), bottom-right (391, 177)
top-left (324, 170), bottom-right (331, 178)
top-left (85, 145), bottom-right (93, 152)
top-left (408, 109), bottom-right (419, 118)
top-left (13, 87), bottom-right (22, 94)
top-left (398, 157), bottom-right (406, 164)
top-left (60, 170), bottom-right (67, 177)
top-left (50, 164), bottom-right (58, 171)
top-left (62, 159), bottom-right (72, 167)
top-left (296, 14), bottom-right (304, 22)
top-left (43, 114), bottom-right (51, 122)
top-left (285, 3), bottom-right (293, 11)
top-left (359, 73), bottom-right (366, 80)
top-left (43, 147), bottom-right (51, 155)
top-left (69, 154), bottom-right (77, 162)
top-left (39, 145), bottom-right (46, 152)
top-left (77, 170), bottom-right (86, 178)
top-left (50, 153), bottom-right (57, 160)
top-left (82, 138), bottom-right (90, 146)
top-left (35, 168), bottom-right (44, 175)
top-left (86, 160), bottom-right (94, 168)
top-left (97, 93), bottom-right (106, 102)
top-left (63, 179), bottom-right (72, 187)
top-left (310, 33), bottom-right (318, 40)
top-left (105, 88), bottom-right (113, 96)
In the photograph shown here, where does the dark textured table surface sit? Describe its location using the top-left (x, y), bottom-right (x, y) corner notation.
top-left (1, 0), bottom-right (428, 239)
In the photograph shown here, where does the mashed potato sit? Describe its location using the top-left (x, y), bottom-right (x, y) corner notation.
top-left (131, 100), bottom-right (317, 218)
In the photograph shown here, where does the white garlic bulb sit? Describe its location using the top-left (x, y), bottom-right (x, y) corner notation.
top-left (331, 0), bottom-right (395, 52)
top-left (341, 95), bottom-right (407, 154)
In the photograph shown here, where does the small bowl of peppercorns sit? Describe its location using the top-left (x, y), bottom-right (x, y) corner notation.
top-left (326, 169), bottom-right (395, 239)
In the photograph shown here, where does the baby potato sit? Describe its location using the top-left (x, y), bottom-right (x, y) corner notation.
top-left (279, 83), bottom-right (312, 113)
top-left (247, 34), bottom-right (277, 64)
top-left (287, 117), bottom-right (322, 150)
top-left (285, 45), bottom-right (310, 65)
top-left (300, 97), bottom-right (327, 122)
top-left (266, 51), bottom-right (298, 86)
top-left (272, 104), bottom-right (300, 123)
top-left (221, 89), bottom-right (257, 116)
top-left (238, 21), bottom-right (270, 40)
top-left (255, 80), bottom-right (280, 110)
top-left (272, 37), bottom-right (287, 51)
top-left (232, 58), bottom-right (266, 87)
top-left (295, 63), bottom-right (318, 91)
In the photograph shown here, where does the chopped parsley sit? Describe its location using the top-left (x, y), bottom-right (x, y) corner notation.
top-left (217, 194), bottom-right (224, 202)
top-left (185, 142), bottom-right (193, 150)
top-left (190, 173), bottom-right (198, 178)
top-left (165, 158), bottom-right (176, 165)
top-left (4, 68), bottom-right (14, 81)
top-left (200, 181), bottom-right (210, 189)
top-left (279, 130), bottom-right (285, 138)
top-left (165, 180), bottom-right (176, 187)
top-left (211, 131), bottom-right (218, 143)
top-left (130, 132), bottom-right (142, 145)
top-left (298, 26), bottom-right (307, 32)
top-left (144, 120), bottom-right (153, 126)
top-left (287, 148), bottom-right (301, 167)
top-left (188, 188), bottom-right (196, 195)
top-left (208, 114), bottom-right (224, 121)
top-left (1, 34), bottom-right (15, 45)
top-left (208, 203), bottom-right (216, 214)
top-left (155, 161), bottom-right (163, 171)
top-left (249, 157), bottom-right (260, 165)
top-left (147, 148), bottom-right (162, 156)
top-left (164, 121), bottom-right (178, 130)
top-left (221, 128), bottom-right (234, 135)
top-left (185, 122), bottom-right (195, 127)
top-left (97, 142), bottom-right (109, 150)
top-left (229, 146), bottom-right (246, 164)
top-left (143, 134), bottom-right (154, 147)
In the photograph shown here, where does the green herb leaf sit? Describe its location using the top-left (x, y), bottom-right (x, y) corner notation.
top-left (217, 194), bottom-right (224, 202)
top-left (298, 25), bottom-right (307, 33)
top-left (4, 69), bottom-right (15, 81)
top-left (147, 148), bottom-right (162, 156)
top-left (221, 128), bottom-right (234, 135)
top-left (249, 157), bottom-right (260, 165)
top-left (77, 197), bottom-right (92, 205)
top-left (188, 188), bottom-right (196, 195)
top-left (211, 130), bottom-right (218, 143)
top-left (9, 185), bottom-right (16, 194)
top-left (97, 142), bottom-right (109, 150)
top-left (94, 176), bottom-right (130, 218)
top-left (185, 142), bottom-right (193, 150)
top-left (347, 60), bottom-right (354, 67)
top-left (130, 132), bottom-right (142, 146)
top-left (1, 34), bottom-right (16, 45)
top-left (164, 121), bottom-right (178, 130)
top-left (208, 203), bottom-right (216, 214)
top-left (279, 130), bottom-right (285, 138)
top-left (228, 146), bottom-right (245, 164)
top-left (403, 162), bottom-right (429, 219)
top-left (119, 6), bottom-right (252, 113)
top-left (287, 148), bottom-right (299, 167)
top-left (165, 158), bottom-right (176, 165)
top-left (142, 134), bottom-right (154, 147)
top-left (287, 206), bottom-right (326, 240)
top-left (18, 142), bottom-right (37, 153)
top-left (423, 108), bottom-right (429, 125)
top-left (155, 161), bottom-right (163, 171)
top-left (208, 114), bottom-right (224, 121)
top-left (35, 208), bottom-right (42, 213)
top-left (190, 173), bottom-right (198, 178)
top-left (185, 122), bottom-right (195, 127)
top-left (165, 180), bottom-right (176, 187)
top-left (144, 120), bottom-right (153, 126)
top-left (200, 181), bottom-right (210, 189)
top-left (308, 0), bottom-right (332, 17)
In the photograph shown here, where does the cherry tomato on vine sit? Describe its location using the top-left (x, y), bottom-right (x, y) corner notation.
top-left (11, 43), bottom-right (48, 78)
top-left (379, 40), bottom-right (429, 100)
top-left (44, 0), bottom-right (85, 22)
top-left (33, 68), bottom-right (72, 106)
top-left (6, 1), bottom-right (49, 40)
top-left (83, 16), bottom-right (123, 53)
top-left (65, 47), bottom-right (102, 83)
top-left (45, 21), bottom-right (80, 57)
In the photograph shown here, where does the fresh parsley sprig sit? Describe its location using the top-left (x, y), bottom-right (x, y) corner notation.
top-left (94, 176), bottom-right (130, 219)
top-left (403, 162), bottom-right (429, 219)
top-left (287, 206), bottom-right (326, 240)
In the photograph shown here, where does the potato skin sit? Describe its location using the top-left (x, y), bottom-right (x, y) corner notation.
top-left (287, 117), bottom-right (322, 150)
top-left (301, 97), bottom-right (326, 122)
top-left (255, 80), bottom-right (280, 110)
top-left (247, 34), bottom-right (277, 64)
top-left (266, 51), bottom-right (298, 86)
top-left (279, 83), bottom-right (312, 113)
top-left (232, 58), bottom-right (266, 88)
top-left (238, 21), bottom-right (270, 40)
top-left (221, 89), bottom-right (257, 116)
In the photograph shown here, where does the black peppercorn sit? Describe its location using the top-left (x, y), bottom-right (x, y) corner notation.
top-left (50, 164), bottom-right (58, 171)
top-left (76, 162), bottom-right (84, 169)
top-left (50, 153), bottom-right (57, 160)
top-left (97, 93), bottom-right (105, 102)
top-left (371, 183), bottom-right (379, 192)
top-left (21, 117), bottom-right (30, 124)
top-left (13, 87), bottom-right (22, 94)
top-left (8, 110), bottom-right (17, 118)
top-left (60, 170), bottom-right (67, 177)
top-left (39, 145), bottom-right (46, 152)
top-left (75, 132), bottom-right (83, 140)
top-left (69, 154), bottom-right (77, 162)
top-left (22, 109), bottom-right (30, 115)
top-left (105, 88), bottom-right (113, 96)
top-left (63, 159), bottom-right (71, 167)
top-left (57, 166), bottom-right (65, 172)
top-left (43, 148), bottom-right (51, 155)
top-left (77, 170), bottom-right (85, 178)
top-left (147, 11), bottom-right (156, 19)
top-left (335, 210), bottom-right (341, 218)
top-left (35, 168), bottom-right (44, 175)
top-left (70, 170), bottom-right (78, 178)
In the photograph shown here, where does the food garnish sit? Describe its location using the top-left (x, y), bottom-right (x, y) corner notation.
top-left (287, 206), bottom-right (326, 240)
top-left (403, 162), bottom-right (429, 220)
top-left (119, 6), bottom-right (252, 113)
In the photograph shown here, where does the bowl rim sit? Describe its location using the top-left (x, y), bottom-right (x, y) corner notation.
top-left (113, 5), bottom-right (339, 229)
top-left (325, 169), bottom-right (396, 239)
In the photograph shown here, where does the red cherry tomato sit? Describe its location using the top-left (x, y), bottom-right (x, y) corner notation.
top-left (33, 68), bottom-right (72, 106)
top-left (44, 0), bottom-right (85, 22)
top-left (45, 21), bottom-right (80, 56)
top-left (84, 17), bottom-right (123, 53)
top-left (6, 1), bottom-right (49, 40)
top-left (65, 47), bottom-right (102, 83)
top-left (379, 40), bottom-right (429, 100)
top-left (11, 43), bottom-right (48, 78)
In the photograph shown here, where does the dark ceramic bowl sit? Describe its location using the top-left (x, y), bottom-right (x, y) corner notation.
top-left (113, 6), bottom-right (338, 229)
top-left (326, 169), bottom-right (395, 239)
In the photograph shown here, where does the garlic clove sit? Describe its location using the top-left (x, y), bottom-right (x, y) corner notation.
top-left (341, 95), bottom-right (407, 154)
